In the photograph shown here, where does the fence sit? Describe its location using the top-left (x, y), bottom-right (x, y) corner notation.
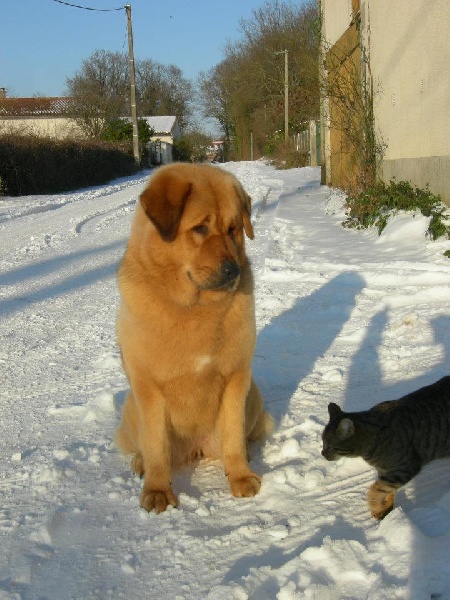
top-left (295, 120), bottom-right (321, 166)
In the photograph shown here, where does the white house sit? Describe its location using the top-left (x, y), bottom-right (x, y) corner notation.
top-left (143, 115), bottom-right (181, 165)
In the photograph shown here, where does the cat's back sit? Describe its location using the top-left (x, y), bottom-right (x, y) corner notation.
top-left (373, 376), bottom-right (450, 461)
top-left (400, 375), bottom-right (450, 413)
top-left (373, 376), bottom-right (450, 413)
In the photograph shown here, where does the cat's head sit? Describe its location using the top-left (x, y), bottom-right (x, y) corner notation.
top-left (321, 402), bottom-right (357, 461)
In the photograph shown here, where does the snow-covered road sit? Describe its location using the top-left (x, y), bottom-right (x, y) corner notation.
top-left (1, 161), bottom-right (449, 599)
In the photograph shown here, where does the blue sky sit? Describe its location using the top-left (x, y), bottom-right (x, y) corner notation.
top-left (1, 0), bottom-right (270, 98)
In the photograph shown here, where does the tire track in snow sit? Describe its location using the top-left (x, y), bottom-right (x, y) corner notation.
top-left (74, 198), bottom-right (136, 236)
top-left (0, 174), bottom-right (147, 260)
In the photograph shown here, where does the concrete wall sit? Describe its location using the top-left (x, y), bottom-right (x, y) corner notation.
top-left (381, 156), bottom-right (450, 202)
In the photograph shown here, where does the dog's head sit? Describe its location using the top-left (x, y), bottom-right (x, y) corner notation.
top-left (139, 163), bottom-right (254, 293)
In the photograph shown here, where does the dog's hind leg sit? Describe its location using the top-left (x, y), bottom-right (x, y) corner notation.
top-left (115, 392), bottom-right (140, 456)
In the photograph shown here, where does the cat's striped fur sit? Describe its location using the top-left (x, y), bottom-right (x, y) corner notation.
top-left (321, 376), bottom-right (450, 519)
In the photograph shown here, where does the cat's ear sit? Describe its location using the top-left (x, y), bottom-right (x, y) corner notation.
top-left (328, 402), bottom-right (343, 419)
top-left (336, 418), bottom-right (355, 440)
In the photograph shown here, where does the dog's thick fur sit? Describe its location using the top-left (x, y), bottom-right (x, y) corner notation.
top-left (115, 163), bottom-right (272, 513)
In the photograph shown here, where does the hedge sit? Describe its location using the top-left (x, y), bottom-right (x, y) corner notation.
top-left (0, 135), bottom-right (140, 196)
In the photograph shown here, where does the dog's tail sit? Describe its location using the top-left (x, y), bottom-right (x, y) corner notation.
top-left (247, 379), bottom-right (274, 441)
top-left (250, 410), bottom-right (275, 441)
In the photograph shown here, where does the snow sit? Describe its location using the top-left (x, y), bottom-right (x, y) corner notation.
top-left (1, 161), bottom-right (449, 600)
top-left (142, 116), bottom-right (177, 135)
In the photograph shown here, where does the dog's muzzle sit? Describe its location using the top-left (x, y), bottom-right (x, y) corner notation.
top-left (220, 260), bottom-right (241, 287)
top-left (189, 260), bottom-right (241, 292)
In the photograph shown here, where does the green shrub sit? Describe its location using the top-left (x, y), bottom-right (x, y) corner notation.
top-left (172, 131), bottom-right (211, 163)
top-left (343, 179), bottom-right (450, 240)
top-left (0, 134), bottom-right (140, 196)
top-left (100, 118), bottom-right (152, 144)
top-left (100, 118), bottom-right (153, 164)
top-left (172, 137), bottom-right (192, 162)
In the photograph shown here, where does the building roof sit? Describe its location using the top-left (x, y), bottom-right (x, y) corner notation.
top-left (142, 116), bottom-right (178, 135)
top-left (0, 97), bottom-right (73, 117)
top-left (0, 99), bottom-right (179, 136)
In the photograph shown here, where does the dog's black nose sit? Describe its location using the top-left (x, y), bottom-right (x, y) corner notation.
top-left (221, 260), bottom-right (240, 283)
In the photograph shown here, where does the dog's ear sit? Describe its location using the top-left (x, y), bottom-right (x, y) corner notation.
top-left (140, 169), bottom-right (192, 241)
top-left (234, 183), bottom-right (254, 240)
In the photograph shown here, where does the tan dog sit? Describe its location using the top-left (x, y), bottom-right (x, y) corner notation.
top-left (115, 163), bottom-right (272, 513)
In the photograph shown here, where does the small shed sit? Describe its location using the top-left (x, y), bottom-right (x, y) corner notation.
top-left (142, 116), bottom-right (181, 165)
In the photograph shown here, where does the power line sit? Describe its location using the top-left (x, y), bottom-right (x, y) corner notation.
top-left (50, 0), bottom-right (140, 165)
top-left (50, 0), bottom-right (124, 12)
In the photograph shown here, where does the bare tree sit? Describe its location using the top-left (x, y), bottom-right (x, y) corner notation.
top-left (136, 60), bottom-right (194, 130)
top-left (66, 50), bottom-right (129, 138)
top-left (66, 51), bottom-right (194, 138)
top-left (198, 0), bottom-right (320, 160)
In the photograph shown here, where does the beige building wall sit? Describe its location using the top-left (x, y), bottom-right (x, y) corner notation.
top-left (0, 117), bottom-right (83, 139)
top-left (368, 0), bottom-right (450, 203)
top-left (321, 0), bottom-right (450, 203)
top-left (150, 134), bottom-right (173, 146)
top-left (322, 0), bottom-right (352, 46)
top-left (369, 0), bottom-right (450, 160)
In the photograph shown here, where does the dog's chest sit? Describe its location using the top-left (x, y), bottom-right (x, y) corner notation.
top-left (193, 354), bottom-right (213, 373)
top-left (153, 309), bottom-right (249, 376)
top-left (163, 367), bottom-right (226, 438)
top-left (158, 343), bottom-right (233, 383)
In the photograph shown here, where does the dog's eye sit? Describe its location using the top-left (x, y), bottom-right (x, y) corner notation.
top-left (192, 224), bottom-right (208, 236)
top-left (228, 225), bottom-right (236, 237)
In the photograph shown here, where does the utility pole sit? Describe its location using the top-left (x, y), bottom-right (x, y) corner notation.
top-left (283, 49), bottom-right (288, 142)
top-left (125, 4), bottom-right (140, 165)
top-left (276, 50), bottom-right (289, 142)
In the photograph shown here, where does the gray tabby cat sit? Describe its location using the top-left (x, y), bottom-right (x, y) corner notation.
top-left (321, 376), bottom-right (450, 519)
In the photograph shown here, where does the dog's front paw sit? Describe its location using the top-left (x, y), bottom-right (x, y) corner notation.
top-left (229, 472), bottom-right (262, 498)
top-left (140, 487), bottom-right (178, 513)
